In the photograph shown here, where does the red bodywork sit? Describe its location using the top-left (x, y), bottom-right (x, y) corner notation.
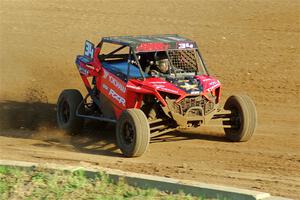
top-left (77, 45), bottom-right (221, 120)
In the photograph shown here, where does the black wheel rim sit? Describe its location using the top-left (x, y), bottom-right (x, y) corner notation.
top-left (233, 109), bottom-right (241, 129)
top-left (224, 107), bottom-right (241, 130)
top-left (122, 121), bottom-right (135, 145)
top-left (61, 100), bottom-right (70, 123)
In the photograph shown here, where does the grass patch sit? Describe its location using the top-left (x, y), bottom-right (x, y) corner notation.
top-left (0, 165), bottom-right (225, 200)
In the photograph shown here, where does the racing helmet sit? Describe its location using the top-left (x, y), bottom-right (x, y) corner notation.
top-left (155, 52), bottom-right (170, 73)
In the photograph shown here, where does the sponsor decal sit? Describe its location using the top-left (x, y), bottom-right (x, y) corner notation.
top-left (127, 85), bottom-right (141, 90)
top-left (207, 80), bottom-right (220, 92)
top-left (209, 81), bottom-right (217, 86)
top-left (136, 42), bottom-right (169, 52)
top-left (157, 86), bottom-right (179, 94)
top-left (109, 89), bottom-right (126, 106)
top-left (103, 69), bottom-right (126, 93)
top-left (190, 91), bottom-right (200, 95)
top-left (102, 83), bottom-right (109, 91)
top-left (103, 69), bottom-right (109, 79)
top-left (77, 63), bottom-right (89, 75)
top-left (150, 81), bottom-right (179, 94)
top-left (150, 81), bottom-right (167, 84)
top-left (102, 84), bottom-right (126, 106)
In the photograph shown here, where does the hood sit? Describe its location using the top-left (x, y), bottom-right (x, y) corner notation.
top-left (139, 77), bottom-right (186, 96)
top-left (129, 75), bottom-right (221, 98)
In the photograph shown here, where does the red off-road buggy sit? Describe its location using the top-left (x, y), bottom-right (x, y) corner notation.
top-left (57, 34), bottom-right (257, 157)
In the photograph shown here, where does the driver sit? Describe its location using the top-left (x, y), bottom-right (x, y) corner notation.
top-left (148, 52), bottom-right (170, 76)
top-left (156, 58), bottom-right (169, 73)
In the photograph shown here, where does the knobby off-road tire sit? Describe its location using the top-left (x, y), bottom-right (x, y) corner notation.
top-left (116, 109), bottom-right (150, 157)
top-left (223, 94), bottom-right (257, 142)
top-left (57, 89), bottom-right (84, 135)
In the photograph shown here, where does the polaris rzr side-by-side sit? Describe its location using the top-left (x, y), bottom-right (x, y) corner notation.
top-left (57, 34), bottom-right (257, 157)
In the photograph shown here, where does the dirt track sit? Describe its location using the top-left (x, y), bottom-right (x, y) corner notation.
top-left (0, 0), bottom-right (300, 199)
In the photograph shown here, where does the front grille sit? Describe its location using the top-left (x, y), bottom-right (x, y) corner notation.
top-left (171, 96), bottom-right (215, 116)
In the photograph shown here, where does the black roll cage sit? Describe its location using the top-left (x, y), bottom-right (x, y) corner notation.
top-left (97, 40), bottom-right (210, 81)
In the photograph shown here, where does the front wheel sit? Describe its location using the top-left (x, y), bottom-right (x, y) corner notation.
top-left (223, 94), bottom-right (257, 142)
top-left (116, 109), bottom-right (150, 157)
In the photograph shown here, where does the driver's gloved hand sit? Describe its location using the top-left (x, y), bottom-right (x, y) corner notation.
top-left (150, 70), bottom-right (160, 77)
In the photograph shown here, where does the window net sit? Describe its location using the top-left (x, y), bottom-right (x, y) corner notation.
top-left (167, 49), bottom-right (200, 73)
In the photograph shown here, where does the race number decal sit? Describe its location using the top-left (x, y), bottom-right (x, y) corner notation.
top-left (84, 40), bottom-right (94, 58)
top-left (178, 42), bottom-right (194, 49)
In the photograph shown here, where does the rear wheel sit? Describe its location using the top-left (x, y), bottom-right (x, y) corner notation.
top-left (57, 89), bottom-right (84, 135)
top-left (223, 95), bottom-right (257, 142)
top-left (116, 109), bottom-right (150, 157)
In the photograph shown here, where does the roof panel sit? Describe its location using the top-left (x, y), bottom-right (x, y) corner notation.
top-left (101, 34), bottom-right (197, 52)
